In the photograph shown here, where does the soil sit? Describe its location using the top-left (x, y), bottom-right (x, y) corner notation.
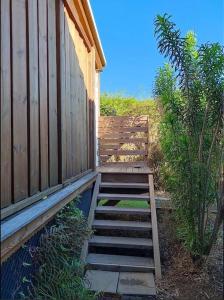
top-left (156, 210), bottom-right (223, 300)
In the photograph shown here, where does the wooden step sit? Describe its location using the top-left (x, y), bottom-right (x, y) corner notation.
top-left (89, 235), bottom-right (153, 249)
top-left (87, 253), bottom-right (155, 272)
top-left (95, 206), bottom-right (151, 215)
top-left (100, 182), bottom-right (149, 189)
top-left (98, 193), bottom-right (150, 201)
top-left (92, 220), bottom-right (152, 231)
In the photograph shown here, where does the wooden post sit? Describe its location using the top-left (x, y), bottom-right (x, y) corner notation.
top-left (148, 174), bottom-right (162, 279)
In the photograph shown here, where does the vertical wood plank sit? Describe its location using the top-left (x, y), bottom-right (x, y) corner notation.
top-left (1, 0), bottom-right (12, 207)
top-left (48, 0), bottom-right (58, 186)
top-left (38, 0), bottom-right (49, 190)
top-left (69, 37), bottom-right (77, 176)
top-left (11, 0), bottom-right (28, 202)
top-left (58, 0), bottom-right (66, 183)
top-left (64, 13), bottom-right (72, 179)
top-left (28, 0), bottom-right (39, 195)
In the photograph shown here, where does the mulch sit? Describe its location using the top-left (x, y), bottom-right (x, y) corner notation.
top-left (156, 210), bottom-right (223, 300)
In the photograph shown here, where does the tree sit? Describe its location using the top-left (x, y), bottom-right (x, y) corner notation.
top-left (154, 14), bottom-right (224, 257)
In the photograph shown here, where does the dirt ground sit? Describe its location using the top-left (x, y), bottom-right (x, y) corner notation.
top-left (157, 210), bottom-right (223, 300)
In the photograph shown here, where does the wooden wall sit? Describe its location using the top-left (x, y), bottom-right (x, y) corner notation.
top-left (0, 0), bottom-right (97, 211)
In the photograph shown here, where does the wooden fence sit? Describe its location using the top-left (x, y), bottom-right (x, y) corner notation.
top-left (1, 0), bottom-right (96, 213)
top-left (98, 116), bottom-right (149, 167)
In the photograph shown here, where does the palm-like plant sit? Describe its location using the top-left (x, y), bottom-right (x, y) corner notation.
top-left (154, 14), bottom-right (224, 257)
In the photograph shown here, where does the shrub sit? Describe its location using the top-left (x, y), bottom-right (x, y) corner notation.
top-left (154, 14), bottom-right (224, 257)
top-left (23, 202), bottom-right (96, 300)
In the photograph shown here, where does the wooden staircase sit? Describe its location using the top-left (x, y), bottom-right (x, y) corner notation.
top-left (84, 167), bottom-right (161, 298)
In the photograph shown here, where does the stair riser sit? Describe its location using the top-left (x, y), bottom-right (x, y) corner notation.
top-left (95, 215), bottom-right (151, 223)
top-left (100, 187), bottom-right (149, 194)
top-left (87, 264), bottom-right (155, 273)
top-left (101, 173), bottom-right (148, 184)
top-left (93, 225), bottom-right (152, 231)
top-left (100, 182), bottom-right (149, 189)
top-left (95, 210), bottom-right (150, 216)
top-left (89, 243), bottom-right (153, 250)
top-left (98, 196), bottom-right (150, 201)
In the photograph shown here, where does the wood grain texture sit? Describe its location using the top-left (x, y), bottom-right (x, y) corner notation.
top-left (28, 0), bottom-right (39, 195)
top-left (1, 0), bottom-right (12, 207)
top-left (39, 0), bottom-right (49, 191)
top-left (12, 0), bottom-right (28, 202)
top-left (64, 13), bottom-right (72, 179)
top-left (48, 0), bottom-right (58, 186)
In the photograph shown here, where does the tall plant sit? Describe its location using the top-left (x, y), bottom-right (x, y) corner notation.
top-left (154, 14), bottom-right (224, 257)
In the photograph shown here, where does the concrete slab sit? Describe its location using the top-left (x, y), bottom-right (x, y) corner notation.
top-left (84, 270), bottom-right (119, 293)
top-left (117, 272), bottom-right (156, 296)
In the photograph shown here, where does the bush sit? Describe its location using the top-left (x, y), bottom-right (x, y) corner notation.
top-left (22, 201), bottom-right (96, 300)
top-left (154, 14), bottom-right (224, 257)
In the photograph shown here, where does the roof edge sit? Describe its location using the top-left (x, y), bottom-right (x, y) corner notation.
top-left (81, 0), bottom-right (106, 70)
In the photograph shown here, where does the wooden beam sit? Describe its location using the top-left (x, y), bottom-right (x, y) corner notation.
top-left (100, 150), bottom-right (147, 156)
top-left (148, 174), bottom-right (161, 279)
top-left (80, 173), bottom-right (101, 261)
top-left (64, 0), bottom-right (92, 51)
top-left (1, 172), bottom-right (97, 262)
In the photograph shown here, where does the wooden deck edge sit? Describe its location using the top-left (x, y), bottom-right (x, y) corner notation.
top-left (148, 174), bottom-right (162, 279)
top-left (1, 169), bottom-right (93, 220)
top-left (1, 171), bottom-right (98, 263)
top-left (80, 173), bottom-right (101, 262)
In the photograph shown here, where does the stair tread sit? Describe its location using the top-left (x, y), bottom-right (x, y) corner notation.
top-left (92, 219), bottom-right (152, 229)
top-left (98, 193), bottom-right (150, 200)
top-left (100, 182), bottom-right (149, 189)
top-left (89, 235), bottom-right (153, 248)
top-left (95, 206), bottom-right (151, 214)
top-left (87, 253), bottom-right (155, 269)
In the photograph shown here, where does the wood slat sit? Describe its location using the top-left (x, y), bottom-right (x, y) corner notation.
top-left (100, 182), bottom-right (149, 189)
top-left (92, 220), bottom-right (152, 230)
top-left (98, 127), bottom-right (148, 133)
top-left (100, 150), bottom-right (147, 156)
top-left (87, 254), bottom-right (154, 272)
top-left (89, 235), bottom-right (153, 249)
top-left (99, 132), bottom-right (147, 139)
top-left (28, 0), bottom-right (39, 195)
top-left (64, 12), bottom-right (72, 179)
top-left (98, 138), bottom-right (148, 144)
top-left (39, 0), bottom-right (49, 191)
top-left (99, 144), bottom-right (147, 150)
top-left (95, 206), bottom-right (151, 215)
top-left (1, 0), bottom-right (12, 208)
top-left (99, 116), bottom-right (148, 122)
top-left (58, 0), bottom-right (67, 183)
top-left (97, 193), bottom-right (150, 201)
top-left (12, 0), bottom-right (28, 202)
top-left (48, 0), bottom-right (58, 186)
top-left (81, 174), bottom-right (101, 261)
top-left (100, 161), bottom-right (148, 167)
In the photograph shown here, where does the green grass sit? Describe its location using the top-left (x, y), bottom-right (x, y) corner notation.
top-left (99, 200), bottom-right (149, 209)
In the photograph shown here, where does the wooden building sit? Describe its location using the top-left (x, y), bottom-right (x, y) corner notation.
top-left (1, 0), bottom-right (105, 261)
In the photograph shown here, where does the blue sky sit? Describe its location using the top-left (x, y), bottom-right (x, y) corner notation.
top-left (91, 0), bottom-right (224, 99)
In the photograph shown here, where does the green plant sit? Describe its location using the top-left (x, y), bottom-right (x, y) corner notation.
top-left (154, 14), bottom-right (224, 257)
top-left (24, 202), bottom-right (96, 300)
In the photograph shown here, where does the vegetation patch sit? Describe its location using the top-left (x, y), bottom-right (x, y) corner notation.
top-left (21, 201), bottom-right (96, 300)
top-left (154, 14), bottom-right (224, 258)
